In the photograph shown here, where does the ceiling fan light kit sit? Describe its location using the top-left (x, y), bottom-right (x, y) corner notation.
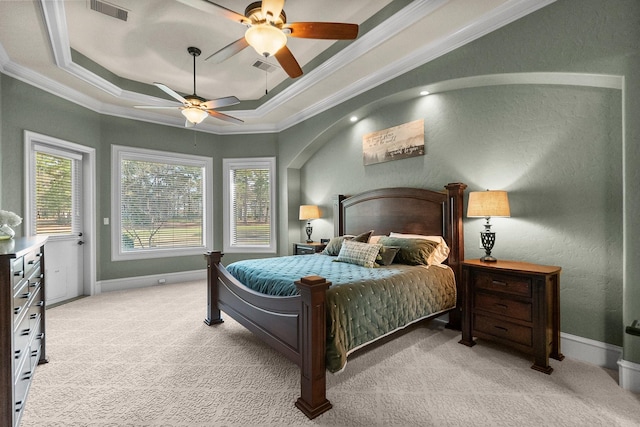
top-left (181, 106), bottom-right (208, 125)
top-left (134, 46), bottom-right (242, 126)
top-left (245, 24), bottom-right (287, 57)
top-left (197, 0), bottom-right (359, 79)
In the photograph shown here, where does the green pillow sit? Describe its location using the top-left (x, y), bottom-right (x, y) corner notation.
top-left (378, 236), bottom-right (440, 266)
top-left (376, 246), bottom-right (400, 266)
top-left (334, 240), bottom-right (382, 268)
top-left (322, 230), bottom-right (373, 256)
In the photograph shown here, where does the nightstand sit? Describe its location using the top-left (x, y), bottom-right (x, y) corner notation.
top-left (459, 259), bottom-right (564, 374)
top-left (293, 242), bottom-right (326, 255)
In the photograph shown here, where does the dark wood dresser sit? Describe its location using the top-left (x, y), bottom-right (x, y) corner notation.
top-left (459, 259), bottom-right (564, 373)
top-left (0, 236), bottom-right (48, 426)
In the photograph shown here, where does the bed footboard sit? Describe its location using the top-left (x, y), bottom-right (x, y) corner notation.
top-left (204, 251), bottom-right (332, 419)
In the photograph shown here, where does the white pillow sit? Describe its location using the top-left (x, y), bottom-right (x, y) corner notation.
top-left (389, 232), bottom-right (450, 264)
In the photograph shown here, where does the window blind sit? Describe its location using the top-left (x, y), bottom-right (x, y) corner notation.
top-left (120, 159), bottom-right (204, 251)
top-left (229, 167), bottom-right (271, 246)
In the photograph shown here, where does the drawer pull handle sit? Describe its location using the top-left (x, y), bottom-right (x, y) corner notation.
top-left (37, 301), bottom-right (45, 307)
top-left (494, 326), bottom-right (509, 332)
top-left (22, 371), bottom-right (33, 380)
top-left (21, 328), bottom-right (31, 336)
top-left (20, 292), bottom-right (32, 299)
top-left (30, 313), bottom-right (38, 320)
top-left (15, 349), bottom-right (22, 358)
top-left (37, 333), bottom-right (45, 340)
top-left (14, 271), bottom-right (22, 276)
top-left (15, 401), bottom-right (23, 412)
top-left (28, 260), bottom-right (35, 265)
top-left (492, 280), bottom-right (508, 287)
top-left (14, 307), bottom-right (21, 315)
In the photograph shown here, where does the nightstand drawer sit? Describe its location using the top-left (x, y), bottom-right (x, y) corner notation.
top-left (474, 272), bottom-right (531, 297)
top-left (474, 314), bottom-right (532, 347)
top-left (293, 242), bottom-right (326, 255)
top-left (475, 293), bottom-right (532, 322)
top-left (296, 245), bottom-right (316, 255)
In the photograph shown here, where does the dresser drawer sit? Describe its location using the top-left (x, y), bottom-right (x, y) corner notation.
top-left (474, 272), bottom-right (531, 297)
top-left (13, 280), bottom-right (31, 324)
top-left (474, 292), bottom-right (532, 322)
top-left (26, 262), bottom-right (42, 292)
top-left (474, 314), bottom-right (532, 348)
top-left (23, 249), bottom-right (41, 277)
top-left (12, 256), bottom-right (25, 289)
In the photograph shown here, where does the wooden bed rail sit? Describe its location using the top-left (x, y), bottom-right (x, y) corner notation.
top-left (203, 251), bottom-right (333, 419)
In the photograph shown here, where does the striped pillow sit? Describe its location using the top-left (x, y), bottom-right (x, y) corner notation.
top-left (334, 240), bottom-right (382, 268)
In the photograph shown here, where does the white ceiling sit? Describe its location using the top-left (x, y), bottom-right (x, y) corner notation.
top-left (0, 0), bottom-right (554, 134)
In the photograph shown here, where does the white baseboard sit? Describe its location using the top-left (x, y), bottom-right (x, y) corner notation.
top-left (560, 332), bottom-right (622, 370)
top-left (618, 359), bottom-right (640, 393)
top-left (96, 269), bottom-right (207, 293)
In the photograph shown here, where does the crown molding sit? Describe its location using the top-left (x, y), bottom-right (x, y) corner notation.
top-left (1, 0), bottom-right (556, 135)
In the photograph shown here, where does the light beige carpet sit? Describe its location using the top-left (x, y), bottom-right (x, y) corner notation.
top-left (21, 280), bottom-right (640, 426)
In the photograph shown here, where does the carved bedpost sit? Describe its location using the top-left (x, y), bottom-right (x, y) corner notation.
top-left (204, 251), bottom-right (224, 326)
top-left (294, 275), bottom-right (332, 419)
top-left (444, 182), bottom-right (467, 330)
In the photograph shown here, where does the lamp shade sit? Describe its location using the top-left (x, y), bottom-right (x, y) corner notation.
top-left (467, 190), bottom-right (510, 218)
top-left (181, 107), bottom-right (208, 125)
top-left (245, 24), bottom-right (287, 57)
top-left (299, 205), bottom-right (320, 221)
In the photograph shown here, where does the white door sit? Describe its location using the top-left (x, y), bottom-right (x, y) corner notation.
top-left (25, 132), bottom-right (96, 306)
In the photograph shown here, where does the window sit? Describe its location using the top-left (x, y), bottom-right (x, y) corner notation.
top-left (29, 145), bottom-right (82, 237)
top-left (223, 157), bottom-right (276, 253)
top-left (111, 145), bottom-right (213, 261)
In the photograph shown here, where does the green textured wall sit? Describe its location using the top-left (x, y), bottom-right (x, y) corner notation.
top-left (96, 117), bottom-right (278, 280)
top-left (1, 0), bottom-right (638, 362)
top-left (277, 0), bottom-right (639, 360)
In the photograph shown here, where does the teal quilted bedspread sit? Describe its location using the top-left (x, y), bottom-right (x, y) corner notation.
top-left (227, 254), bottom-right (456, 373)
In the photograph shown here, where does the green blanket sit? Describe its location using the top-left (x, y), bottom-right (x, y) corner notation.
top-left (227, 254), bottom-right (456, 372)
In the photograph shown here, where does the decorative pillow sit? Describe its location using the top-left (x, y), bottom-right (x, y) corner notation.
top-left (322, 230), bottom-right (373, 256)
top-left (375, 246), bottom-right (400, 266)
top-left (369, 235), bottom-right (385, 245)
top-left (335, 240), bottom-right (382, 268)
top-left (378, 236), bottom-right (440, 266)
top-left (389, 232), bottom-right (450, 264)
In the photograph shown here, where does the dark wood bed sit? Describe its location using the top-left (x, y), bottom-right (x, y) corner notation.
top-left (203, 183), bottom-right (467, 419)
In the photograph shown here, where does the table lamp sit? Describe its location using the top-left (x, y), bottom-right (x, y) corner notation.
top-left (467, 190), bottom-right (510, 262)
top-left (299, 205), bottom-right (320, 243)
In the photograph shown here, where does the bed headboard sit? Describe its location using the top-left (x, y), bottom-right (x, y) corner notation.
top-left (333, 183), bottom-right (467, 325)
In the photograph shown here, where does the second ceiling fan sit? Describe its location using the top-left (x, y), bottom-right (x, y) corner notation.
top-left (178, 0), bottom-right (359, 78)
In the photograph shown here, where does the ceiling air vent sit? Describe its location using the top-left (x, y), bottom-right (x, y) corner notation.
top-left (90, 0), bottom-right (128, 22)
top-left (252, 60), bottom-right (279, 73)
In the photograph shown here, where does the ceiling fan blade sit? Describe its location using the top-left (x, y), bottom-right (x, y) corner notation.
top-left (274, 46), bottom-right (302, 78)
top-left (201, 96), bottom-right (240, 109)
top-left (285, 22), bottom-right (359, 40)
top-left (262, 0), bottom-right (285, 22)
top-left (207, 110), bottom-right (244, 124)
top-left (134, 105), bottom-right (180, 109)
top-left (174, 0), bottom-right (248, 24)
top-left (154, 83), bottom-right (189, 105)
top-left (205, 37), bottom-right (250, 63)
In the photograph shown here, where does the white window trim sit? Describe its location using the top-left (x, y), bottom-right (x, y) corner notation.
top-left (223, 157), bottom-right (277, 253)
top-left (111, 145), bottom-right (213, 261)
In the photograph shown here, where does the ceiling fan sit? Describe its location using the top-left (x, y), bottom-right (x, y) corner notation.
top-left (177, 0), bottom-right (359, 79)
top-left (135, 46), bottom-right (243, 127)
